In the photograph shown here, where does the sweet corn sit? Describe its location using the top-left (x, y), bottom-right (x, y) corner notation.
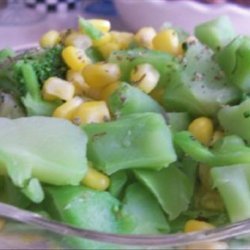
top-left (110, 31), bottom-right (134, 49)
top-left (130, 63), bottom-right (160, 93)
top-left (0, 218), bottom-right (5, 231)
top-left (52, 96), bottom-right (83, 120)
top-left (89, 19), bottom-right (111, 33)
top-left (93, 32), bottom-right (112, 47)
top-left (98, 42), bottom-right (120, 59)
top-left (62, 46), bottom-right (91, 71)
top-left (85, 86), bottom-right (103, 100)
top-left (82, 163), bottom-right (110, 191)
top-left (101, 82), bottom-right (119, 101)
top-left (83, 62), bottom-right (121, 88)
top-left (153, 29), bottom-right (181, 56)
top-left (188, 117), bottom-right (214, 146)
top-left (63, 31), bottom-right (92, 50)
top-left (184, 220), bottom-right (215, 233)
top-left (42, 77), bottom-right (75, 101)
top-left (40, 30), bottom-right (60, 49)
top-left (135, 27), bottom-right (156, 49)
top-left (72, 101), bottom-right (110, 125)
top-left (66, 70), bottom-right (90, 95)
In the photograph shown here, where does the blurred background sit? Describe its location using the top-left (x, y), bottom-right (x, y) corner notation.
top-left (0, 0), bottom-right (250, 49)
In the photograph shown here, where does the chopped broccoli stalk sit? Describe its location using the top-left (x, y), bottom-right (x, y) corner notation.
top-left (78, 17), bottom-right (103, 40)
top-left (211, 165), bottom-right (250, 222)
top-left (109, 171), bottom-right (128, 197)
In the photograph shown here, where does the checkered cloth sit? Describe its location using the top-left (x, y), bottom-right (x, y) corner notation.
top-left (25, 0), bottom-right (79, 12)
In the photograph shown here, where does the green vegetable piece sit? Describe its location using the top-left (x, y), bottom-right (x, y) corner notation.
top-left (166, 112), bottom-right (191, 132)
top-left (195, 16), bottom-right (235, 51)
top-left (45, 186), bottom-right (125, 249)
top-left (211, 165), bottom-right (250, 222)
top-left (109, 171), bottom-right (128, 197)
top-left (163, 41), bottom-right (240, 116)
top-left (0, 48), bottom-right (15, 62)
top-left (0, 117), bottom-right (88, 202)
top-left (218, 99), bottom-right (250, 143)
top-left (108, 82), bottom-right (165, 118)
top-left (134, 165), bottom-right (193, 220)
top-left (22, 178), bottom-right (44, 203)
top-left (83, 113), bottom-right (176, 174)
top-left (86, 47), bottom-right (104, 62)
top-left (174, 131), bottom-right (250, 166)
top-left (21, 63), bottom-right (60, 116)
top-left (122, 183), bottom-right (169, 234)
top-left (108, 48), bottom-right (175, 87)
top-left (79, 17), bottom-right (103, 40)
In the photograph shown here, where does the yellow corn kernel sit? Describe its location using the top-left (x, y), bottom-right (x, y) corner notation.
top-left (72, 101), bottom-right (110, 125)
top-left (42, 77), bottom-right (75, 101)
top-left (83, 62), bottom-right (121, 88)
top-left (89, 19), bottom-right (111, 33)
top-left (210, 130), bottom-right (224, 145)
top-left (153, 29), bottom-right (180, 56)
top-left (62, 46), bottom-right (91, 71)
top-left (64, 31), bottom-right (92, 49)
top-left (85, 86), bottom-right (103, 100)
top-left (130, 63), bottom-right (160, 94)
top-left (184, 220), bottom-right (215, 233)
top-left (82, 164), bottom-right (110, 191)
top-left (93, 32), bottom-right (112, 47)
top-left (110, 31), bottom-right (134, 50)
top-left (52, 96), bottom-right (83, 120)
top-left (135, 27), bottom-right (156, 49)
top-left (66, 70), bottom-right (90, 95)
top-left (0, 218), bottom-right (5, 231)
top-left (40, 30), bottom-right (60, 49)
top-left (98, 42), bottom-right (120, 59)
top-left (101, 82), bottom-right (119, 101)
top-left (188, 117), bottom-right (214, 146)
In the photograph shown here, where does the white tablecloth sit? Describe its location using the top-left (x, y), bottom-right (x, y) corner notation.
top-left (0, 10), bottom-right (126, 50)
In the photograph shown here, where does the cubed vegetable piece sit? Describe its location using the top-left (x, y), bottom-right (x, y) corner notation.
top-left (108, 48), bottom-right (175, 87)
top-left (45, 186), bottom-right (129, 249)
top-left (163, 41), bottom-right (240, 116)
top-left (195, 16), bottom-right (235, 51)
top-left (122, 183), bottom-right (170, 234)
top-left (211, 165), bottom-right (250, 222)
top-left (83, 113), bottom-right (176, 174)
top-left (134, 164), bottom-right (193, 220)
top-left (109, 171), bottom-right (128, 197)
top-left (108, 82), bottom-right (165, 118)
top-left (167, 112), bottom-right (191, 132)
top-left (218, 99), bottom-right (250, 143)
top-left (0, 117), bottom-right (88, 202)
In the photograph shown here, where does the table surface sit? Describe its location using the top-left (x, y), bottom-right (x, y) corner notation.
top-left (0, 10), bottom-right (126, 50)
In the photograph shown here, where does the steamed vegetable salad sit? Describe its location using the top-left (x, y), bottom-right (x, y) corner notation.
top-left (0, 15), bottom-right (247, 248)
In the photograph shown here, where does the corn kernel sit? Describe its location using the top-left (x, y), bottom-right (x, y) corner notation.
top-left (153, 29), bottom-right (180, 56)
top-left (98, 42), bottom-right (120, 59)
top-left (40, 30), bottom-right (60, 49)
top-left (0, 217), bottom-right (5, 231)
top-left (62, 46), bottom-right (91, 71)
top-left (82, 163), bottom-right (110, 191)
top-left (72, 101), bottom-right (110, 125)
top-left (93, 32), bottom-right (112, 47)
top-left (53, 96), bottom-right (84, 120)
top-left (188, 117), bottom-right (214, 146)
top-left (66, 70), bottom-right (90, 95)
top-left (184, 220), bottom-right (214, 233)
top-left (130, 63), bottom-right (160, 93)
top-left (89, 19), bottom-right (111, 33)
top-left (42, 77), bottom-right (75, 101)
top-left (64, 31), bottom-right (92, 50)
top-left (110, 31), bottom-right (134, 49)
top-left (85, 86), bottom-right (103, 100)
top-left (135, 27), bottom-right (156, 49)
top-left (101, 82), bottom-right (119, 101)
top-left (83, 62), bottom-right (121, 88)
